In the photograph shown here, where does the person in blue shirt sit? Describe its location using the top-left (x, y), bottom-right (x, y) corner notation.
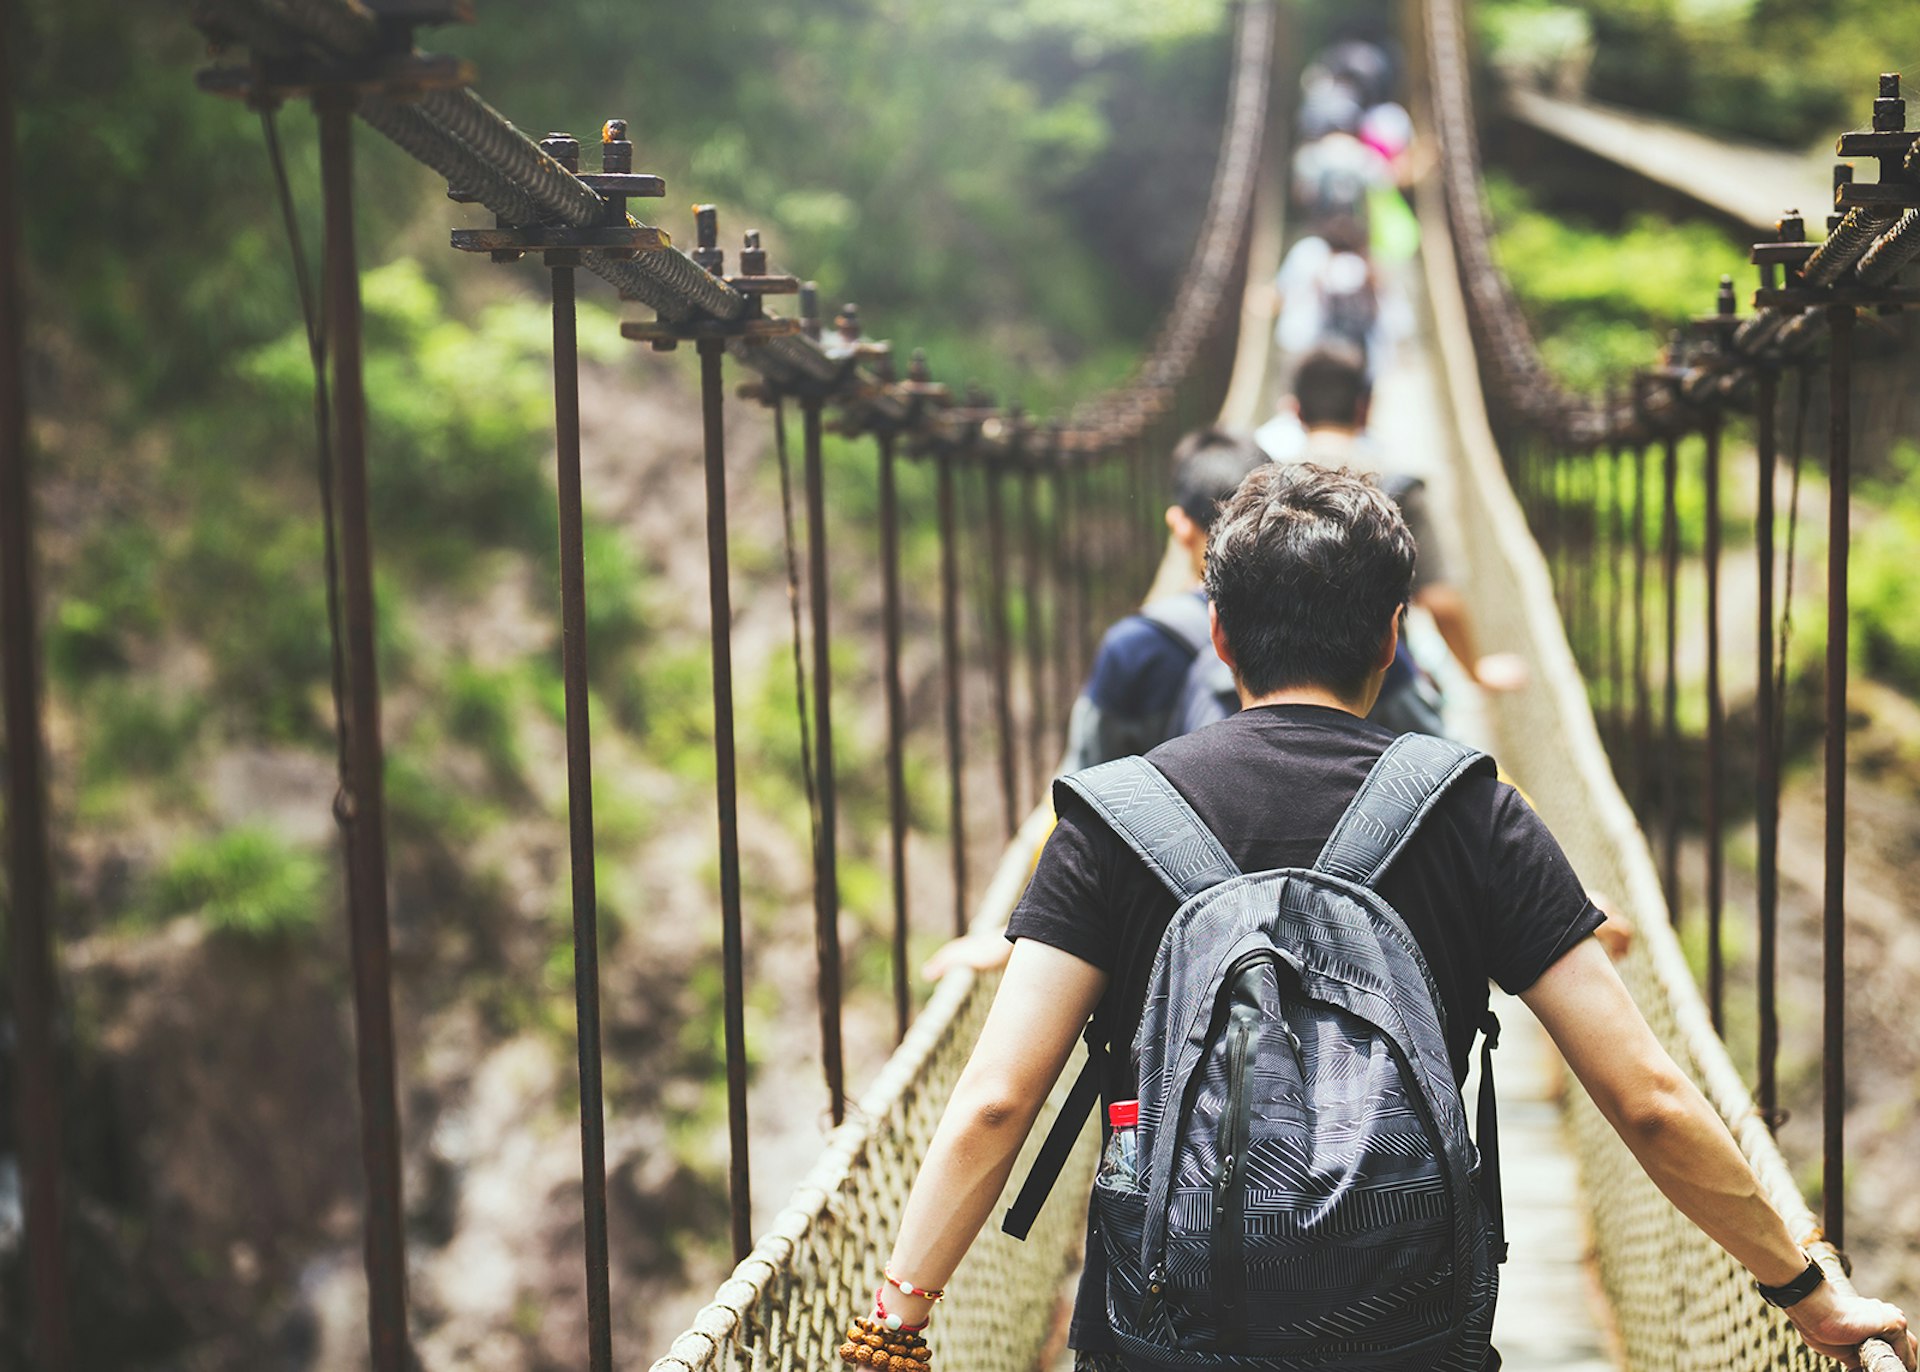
top-left (1056, 428), bottom-right (1269, 775)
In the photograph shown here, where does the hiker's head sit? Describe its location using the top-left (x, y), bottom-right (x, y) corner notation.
top-left (1202, 462), bottom-right (1413, 709)
top-left (1166, 428), bottom-right (1270, 574)
top-left (1290, 342), bottom-right (1372, 431)
top-left (1316, 211), bottom-right (1370, 257)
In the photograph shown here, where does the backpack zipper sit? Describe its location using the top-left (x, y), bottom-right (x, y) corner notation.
top-left (1216, 996), bottom-right (1259, 1351)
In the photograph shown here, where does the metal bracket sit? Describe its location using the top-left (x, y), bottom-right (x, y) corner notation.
top-left (450, 124), bottom-right (667, 265)
top-left (621, 210), bottom-right (801, 350)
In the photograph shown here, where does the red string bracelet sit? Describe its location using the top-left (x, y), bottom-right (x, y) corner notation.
top-left (882, 1269), bottom-right (947, 1303)
top-left (871, 1284), bottom-right (931, 1333)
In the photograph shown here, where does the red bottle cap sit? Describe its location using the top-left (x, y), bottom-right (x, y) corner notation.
top-left (1108, 1100), bottom-right (1139, 1129)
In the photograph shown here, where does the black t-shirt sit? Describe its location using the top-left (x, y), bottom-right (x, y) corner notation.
top-left (1004, 703), bottom-right (1603, 1351)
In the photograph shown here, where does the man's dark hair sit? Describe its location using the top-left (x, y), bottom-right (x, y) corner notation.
top-left (1170, 428), bottom-right (1269, 531)
top-left (1291, 343), bottom-right (1372, 428)
top-left (1203, 463), bottom-right (1414, 698)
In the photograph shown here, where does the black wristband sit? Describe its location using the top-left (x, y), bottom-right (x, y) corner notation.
top-left (1755, 1257), bottom-right (1826, 1309)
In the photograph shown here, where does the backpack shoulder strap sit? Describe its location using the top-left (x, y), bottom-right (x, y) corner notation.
top-left (1313, 733), bottom-right (1493, 888)
top-left (1056, 756), bottom-right (1240, 902)
top-left (1137, 592), bottom-right (1213, 658)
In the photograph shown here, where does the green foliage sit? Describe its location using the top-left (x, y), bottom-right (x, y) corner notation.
top-left (239, 261), bottom-right (560, 578)
top-left (444, 661), bottom-right (527, 789)
top-left (441, 0), bottom-right (1235, 395)
top-left (1852, 442), bottom-right (1920, 695)
top-left (1486, 175), bottom-right (1749, 392)
top-left (148, 828), bottom-right (325, 940)
top-left (78, 683), bottom-right (205, 787)
top-left (1479, 0), bottom-right (1911, 145)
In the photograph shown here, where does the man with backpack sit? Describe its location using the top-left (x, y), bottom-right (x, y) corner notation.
top-left (850, 464), bottom-right (1913, 1371)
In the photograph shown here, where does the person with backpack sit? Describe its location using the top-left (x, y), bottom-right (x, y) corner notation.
top-left (1249, 343), bottom-right (1528, 737)
top-left (844, 464), bottom-right (1914, 1372)
top-left (1056, 428), bottom-right (1270, 776)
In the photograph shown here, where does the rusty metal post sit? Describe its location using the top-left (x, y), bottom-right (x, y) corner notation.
top-left (316, 92), bottom-right (411, 1372)
top-left (1075, 460), bottom-right (1096, 688)
top-left (1048, 459), bottom-right (1075, 750)
top-left (1703, 417), bottom-right (1726, 1032)
top-left (543, 218), bottom-right (615, 1372)
top-left (875, 431), bottom-right (911, 1041)
top-left (696, 337), bottom-right (753, 1261)
top-left (1754, 367), bottom-right (1781, 1123)
top-left (1631, 441), bottom-right (1652, 809)
top-left (1021, 468), bottom-right (1050, 795)
top-left (1823, 305), bottom-right (1853, 1247)
top-left (936, 449), bottom-right (969, 936)
top-left (0, 9), bottom-right (73, 1358)
top-left (1606, 430), bottom-right (1627, 738)
top-left (983, 462), bottom-right (1019, 838)
top-left (1660, 434), bottom-right (1682, 923)
top-left (798, 396), bottom-right (845, 1123)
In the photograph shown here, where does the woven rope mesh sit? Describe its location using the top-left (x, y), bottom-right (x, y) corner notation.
top-left (646, 808), bottom-right (1096, 1372)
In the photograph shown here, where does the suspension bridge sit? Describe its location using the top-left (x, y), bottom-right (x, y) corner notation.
top-left (2, 0), bottom-right (1916, 1369)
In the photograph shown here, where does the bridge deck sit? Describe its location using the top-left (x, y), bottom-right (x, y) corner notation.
top-left (1501, 86), bottom-right (1832, 232)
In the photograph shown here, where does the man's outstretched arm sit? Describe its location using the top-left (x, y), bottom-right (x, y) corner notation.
top-left (880, 940), bottom-right (1107, 1326)
top-left (1522, 938), bottom-right (1916, 1369)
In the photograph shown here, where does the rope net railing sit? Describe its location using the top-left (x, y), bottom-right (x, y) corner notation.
top-left (1416, 0), bottom-right (1912, 1366)
top-left (3, 1), bottom-right (1276, 1368)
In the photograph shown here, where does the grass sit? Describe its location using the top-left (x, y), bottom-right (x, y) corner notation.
top-left (148, 827), bottom-right (325, 941)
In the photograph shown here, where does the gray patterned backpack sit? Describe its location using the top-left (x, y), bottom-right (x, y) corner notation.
top-left (1004, 734), bottom-right (1506, 1371)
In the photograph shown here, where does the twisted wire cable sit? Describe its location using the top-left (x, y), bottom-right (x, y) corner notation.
top-left (358, 99), bottom-right (541, 227)
top-left (1857, 209), bottom-right (1920, 285)
top-left (1803, 206), bottom-right (1896, 286)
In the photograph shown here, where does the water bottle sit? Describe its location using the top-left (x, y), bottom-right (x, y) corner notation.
top-left (1097, 1100), bottom-right (1140, 1191)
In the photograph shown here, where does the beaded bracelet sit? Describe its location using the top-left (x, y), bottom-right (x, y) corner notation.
top-left (881, 1269), bottom-right (947, 1303)
top-left (838, 1314), bottom-right (932, 1372)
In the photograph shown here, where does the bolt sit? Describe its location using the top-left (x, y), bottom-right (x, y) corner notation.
top-left (1874, 72), bottom-right (1905, 133)
top-left (909, 348), bottom-right (932, 384)
top-left (540, 132), bottom-right (581, 174)
top-left (691, 204), bottom-right (724, 275)
top-left (600, 119), bottom-right (633, 224)
top-left (1830, 165), bottom-right (1853, 232)
top-left (800, 281), bottom-right (821, 341)
top-left (601, 119), bottom-right (632, 172)
top-left (1717, 274), bottom-right (1736, 316)
top-left (835, 302), bottom-right (861, 343)
top-left (1778, 210), bottom-right (1806, 242)
top-left (740, 229), bottom-right (767, 277)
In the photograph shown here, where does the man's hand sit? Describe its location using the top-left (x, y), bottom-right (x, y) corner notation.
top-left (1472, 651), bottom-right (1530, 693)
top-left (921, 927), bottom-right (1013, 982)
top-left (1784, 1283), bottom-right (1916, 1369)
